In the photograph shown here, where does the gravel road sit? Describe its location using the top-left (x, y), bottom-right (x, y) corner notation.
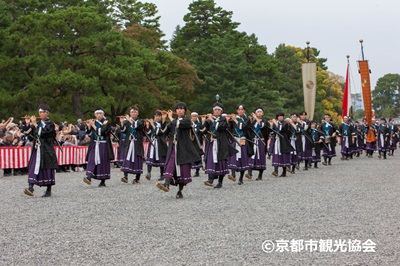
top-left (1, 148), bottom-right (399, 265)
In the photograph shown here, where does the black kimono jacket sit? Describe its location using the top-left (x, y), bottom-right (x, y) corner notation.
top-left (27, 118), bottom-right (58, 169)
top-left (162, 116), bottom-right (201, 165)
top-left (120, 118), bottom-right (144, 158)
top-left (228, 115), bottom-right (254, 157)
top-left (201, 116), bottom-right (238, 161)
top-left (146, 121), bottom-right (168, 157)
top-left (272, 120), bottom-right (295, 154)
top-left (86, 118), bottom-right (115, 161)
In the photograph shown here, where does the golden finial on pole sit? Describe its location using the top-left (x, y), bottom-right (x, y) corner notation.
top-left (359, 39), bottom-right (365, 60)
top-left (306, 41), bottom-right (310, 62)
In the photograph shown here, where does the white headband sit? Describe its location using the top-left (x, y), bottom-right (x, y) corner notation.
top-left (94, 109), bottom-right (104, 114)
top-left (38, 108), bottom-right (48, 112)
top-left (255, 109), bottom-right (264, 113)
top-left (191, 112), bottom-right (198, 116)
top-left (213, 106), bottom-right (223, 111)
top-left (130, 109), bottom-right (138, 113)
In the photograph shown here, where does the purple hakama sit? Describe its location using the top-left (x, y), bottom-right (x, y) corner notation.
top-left (163, 144), bottom-right (192, 185)
top-left (28, 149), bottom-right (56, 186)
top-left (228, 141), bottom-right (250, 171)
top-left (86, 142), bottom-right (111, 180)
top-left (250, 139), bottom-right (266, 170)
top-left (145, 141), bottom-right (166, 167)
top-left (121, 139), bottom-right (144, 174)
top-left (205, 141), bottom-right (229, 175)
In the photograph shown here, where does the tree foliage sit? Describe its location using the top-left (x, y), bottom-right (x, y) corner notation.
top-left (0, 0), bottom-right (200, 123)
top-left (372, 73), bottom-right (400, 118)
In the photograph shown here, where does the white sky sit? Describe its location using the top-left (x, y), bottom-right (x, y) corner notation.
top-left (147, 0), bottom-right (399, 93)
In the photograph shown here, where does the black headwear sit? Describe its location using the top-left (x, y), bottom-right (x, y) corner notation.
top-left (38, 104), bottom-right (50, 112)
top-left (236, 104), bottom-right (246, 110)
top-left (275, 111), bottom-right (284, 119)
top-left (299, 110), bottom-right (307, 115)
top-left (175, 102), bottom-right (187, 111)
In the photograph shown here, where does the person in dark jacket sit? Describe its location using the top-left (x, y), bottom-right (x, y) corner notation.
top-left (145, 110), bottom-right (168, 181)
top-left (377, 117), bottom-right (389, 159)
top-left (201, 102), bottom-right (238, 188)
top-left (227, 104), bottom-right (254, 185)
top-left (319, 114), bottom-right (338, 165)
top-left (271, 111), bottom-right (295, 177)
top-left (247, 107), bottom-right (269, 180)
top-left (120, 106), bottom-right (145, 184)
top-left (190, 112), bottom-right (204, 177)
top-left (156, 102), bottom-right (200, 198)
top-left (24, 104), bottom-right (58, 197)
top-left (83, 107), bottom-right (114, 187)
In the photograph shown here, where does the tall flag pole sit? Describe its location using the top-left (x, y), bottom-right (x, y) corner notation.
top-left (341, 55), bottom-right (351, 119)
top-left (302, 41), bottom-right (317, 120)
top-left (357, 39), bottom-right (375, 142)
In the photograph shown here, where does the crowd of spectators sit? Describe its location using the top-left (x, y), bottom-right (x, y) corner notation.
top-left (0, 117), bottom-right (100, 176)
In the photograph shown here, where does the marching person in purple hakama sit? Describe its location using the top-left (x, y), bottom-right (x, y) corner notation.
top-left (24, 104), bottom-right (58, 197)
top-left (319, 114), bottom-right (338, 166)
top-left (287, 113), bottom-right (300, 174)
top-left (114, 125), bottom-right (125, 168)
top-left (120, 106), bottom-right (145, 184)
top-left (145, 110), bottom-right (168, 181)
top-left (155, 102), bottom-right (200, 199)
top-left (190, 112), bottom-right (204, 177)
top-left (271, 111), bottom-right (295, 177)
top-left (377, 117), bottom-right (389, 159)
top-left (201, 102), bottom-right (238, 188)
top-left (83, 108), bottom-right (115, 187)
top-left (338, 116), bottom-right (355, 160)
top-left (247, 107), bottom-right (268, 181)
top-left (309, 121), bottom-right (323, 168)
top-left (298, 111), bottom-right (313, 170)
top-left (388, 118), bottom-right (398, 156)
top-left (227, 104), bottom-right (254, 185)
top-left (363, 118), bottom-right (377, 158)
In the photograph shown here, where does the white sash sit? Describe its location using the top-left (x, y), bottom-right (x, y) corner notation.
top-left (34, 126), bottom-right (43, 175)
top-left (95, 140), bottom-right (101, 165)
top-left (274, 137), bottom-right (281, 155)
top-left (235, 137), bottom-right (241, 160)
top-left (212, 139), bottom-right (218, 163)
top-left (175, 142), bottom-right (180, 176)
top-left (126, 139), bottom-right (135, 162)
top-left (252, 139), bottom-right (260, 160)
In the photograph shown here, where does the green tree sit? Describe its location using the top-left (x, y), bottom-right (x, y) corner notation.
top-left (0, 0), bottom-right (200, 122)
top-left (372, 73), bottom-right (400, 118)
top-left (170, 0), bottom-right (281, 115)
